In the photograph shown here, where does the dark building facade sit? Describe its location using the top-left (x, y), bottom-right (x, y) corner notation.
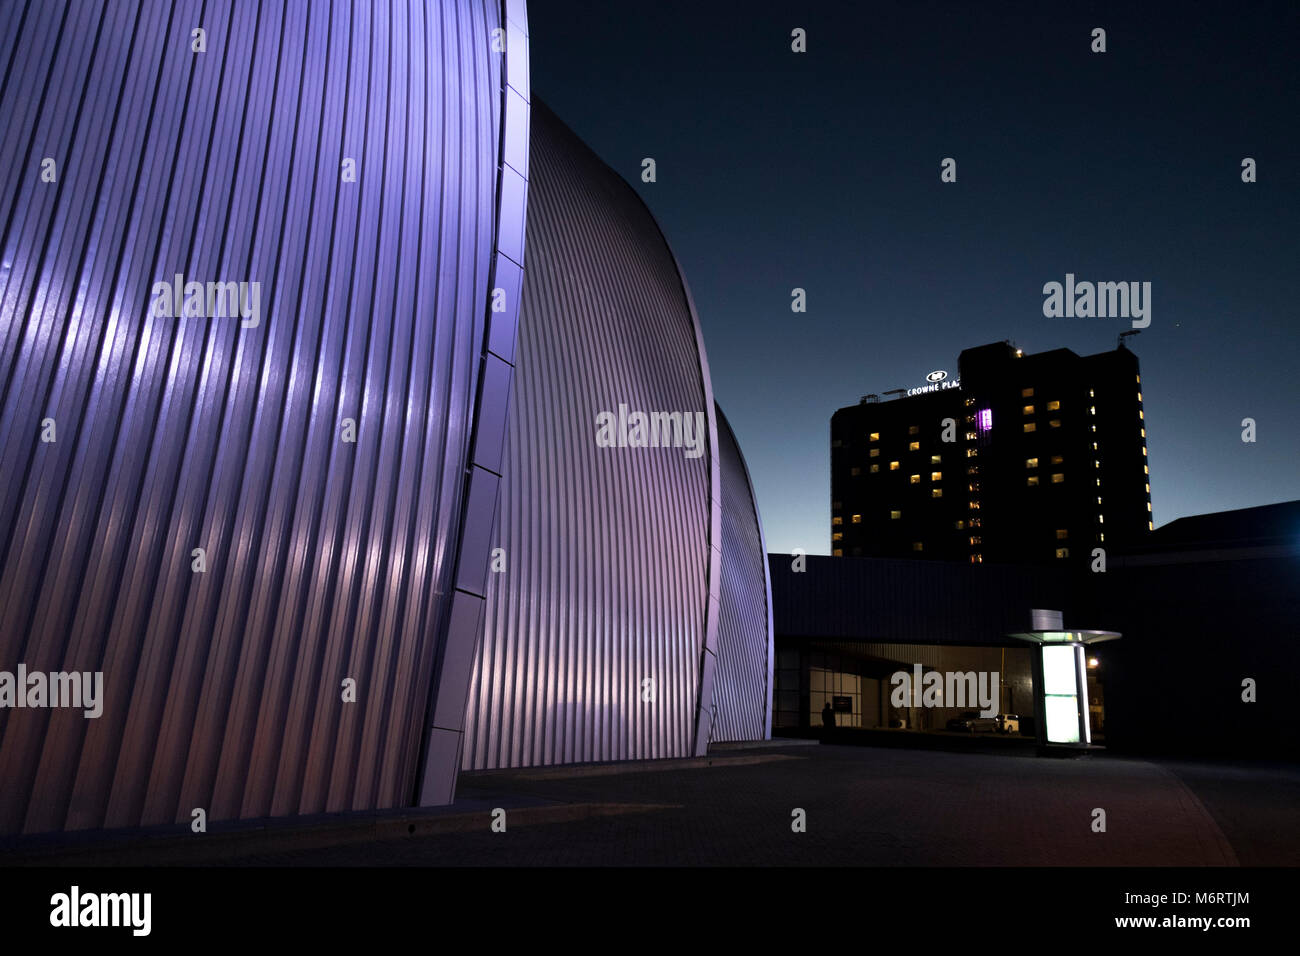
top-left (831, 341), bottom-right (1151, 568)
top-left (774, 499), bottom-right (1300, 758)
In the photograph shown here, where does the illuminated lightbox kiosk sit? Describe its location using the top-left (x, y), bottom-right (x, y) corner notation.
top-left (1009, 609), bottom-right (1120, 747)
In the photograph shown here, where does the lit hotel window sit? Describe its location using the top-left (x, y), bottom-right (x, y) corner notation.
top-left (1022, 387), bottom-right (1034, 398)
top-left (1056, 529), bottom-right (1068, 539)
top-left (1099, 533), bottom-right (1105, 542)
top-left (1094, 460), bottom-right (1100, 468)
top-left (833, 548), bottom-right (843, 556)
top-left (969, 517), bottom-right (981, 527)
top-left (1050, 455), bottom-right (1063, 465)
top-left (870, 464), bottom-right (880, 473)
top-left (1089, 406), bottom-right (1096, 415)
top-left (1137, 392), bottom-right (1143, 402)
top-left (970, 554), bottom-right (983, 564)
top-left (850, 467), bottom-right (861, 476)
top-left (1097, 496), bottom-right (1103, 504)
top-left (965, 397), bottom-right (975, 406)
top-left (969, 536), bottom-right (982, 545)
top-left (1139, 410), bottom-right (1144, 420)
top-left (966, 465), bottom-right (979, 475)
top-left (908, 441), bottom-right (920, 451)
top-left (890, 461), bottom-right (900, 470)
top-left (1148, 520), bottom-right (1154, 530)
top-left (968, 482), bottom-right (980, 492)
top-left (1136, 375), bottom-right (1141, 384)
top-left (1141, 428), bottom-right (1146, 438)
top-left (931, 488), bottom-right (943, 498)
top-left (1145, 483), bottom-right (1150, 493)
top-left (832, 516), bottom-right (843, 526)
top-left (1049, 419), bottom-right (1061, 428)
top-left (1051, 473), bottom-right (1064, 484)
top-left (910, 474), bottom-right (921, 484)
top-left (930, 454), bottom-right (942, 465)
top-left (955, 520), bottom-right (966, 530)
top-left (1091, 424), bottom-right (1097, 433)
top-left (1022, 404), bottom-right (1035, 415)
top-left (1098, 514), bottom-right (1105, 524)
top-left (968, 501), bottom-right (980, 510)
top-left (1089, 388), bottom-right (1095, 398)
top-left (1023, 423), bottom-right (1036, 433)
top-left (1142, 446), bottom-right (1148, 456)
top-left (832, 532), bottom-right (843, 541)
top-left (870, 448), bottom-right (880, 457)
top-left (966, 448), bottom-right (978, 457)
top-left (1025, 457), bottom-right (1039, 468)
top-left (1096, 478), bottom-right (1101, 486)
top-left (890, 510), bottom-right (902, 520)
top-left (1092, 441), bottom-right (1098, 450)
top-left (1147, 502), bottom-right (1153, 511)
top-left (965, 431), bottom-right (977, 441)
top-left (908, 425), bottom-right (920, 435)
top-left (912, 541), bottom-right (924, 552)
top-left (1143, 464), bottom-right (1149, 475)
top-left (965, 415), bottom-right (975, 424)
top-left (1027, 476), bottom-right (1039, 486)
top-left (1055, 548), bottom-right (1070, 559)
top-left (870, 432), bottom-right (880, 441)
top-left (931, 471), bottom-right (942, 481)
top-left (1047, 400), bottom-right (1060, 411)
top-left (851, 514), bottom-right (862, 523)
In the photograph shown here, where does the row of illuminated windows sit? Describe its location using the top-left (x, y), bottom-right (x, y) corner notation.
top-left (1025, 455), bottom-right (1064, 468)
top-left (1026, 473), bottom-right (1066, 486)
top-left (867, 448), bottom-right (945, 461)
top-left (1022, 400), bottom-right (1062, 414)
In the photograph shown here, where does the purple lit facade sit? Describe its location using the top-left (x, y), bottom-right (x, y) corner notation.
top-left (0, 0), bottom-right (771, 836)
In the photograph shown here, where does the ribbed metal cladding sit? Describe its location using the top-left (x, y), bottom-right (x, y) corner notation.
top-left (710, 405), bottom-right (774, 742)
top-left (461, 100), bottom-right (721, 769)
top-left (0, 0), bottom-right (509, 835)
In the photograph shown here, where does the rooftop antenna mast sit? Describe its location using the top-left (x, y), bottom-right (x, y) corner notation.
top-left (1119, 329), bottom-right (1141, 350)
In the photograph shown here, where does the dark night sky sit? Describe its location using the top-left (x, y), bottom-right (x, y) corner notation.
top-left (526, 0), bottom-right (1300, 554)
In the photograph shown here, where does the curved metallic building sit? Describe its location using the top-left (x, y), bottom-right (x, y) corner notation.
top-left (0, 0), bottom-right (770, 837)
top-left (460, 101), bottom-right (773, 772)
top-left (0, 0), bottom-right (528, 834)
top-left (711, 405), bottom-right (775, 743)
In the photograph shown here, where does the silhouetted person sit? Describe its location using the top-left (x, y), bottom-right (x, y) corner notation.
top-left (821, 701), bottom-right (835, 741)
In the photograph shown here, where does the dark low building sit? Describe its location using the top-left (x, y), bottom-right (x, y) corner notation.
top-left (1098, 501), bottom-right (1300, 758)
top-left (773, 499), bottom-right (1300, 758)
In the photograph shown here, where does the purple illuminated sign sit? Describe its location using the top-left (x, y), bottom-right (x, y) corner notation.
top-left (977, 408), bottom-right (992, 431)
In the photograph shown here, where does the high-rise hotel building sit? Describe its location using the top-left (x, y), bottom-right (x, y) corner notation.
top-left (830, 341), bottom-right (1152, 566)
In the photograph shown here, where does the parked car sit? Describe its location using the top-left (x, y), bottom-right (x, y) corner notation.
top-left (997, 713), bottom-right (1020, 734)
top-left (946, 712), bottom-right (999, 733)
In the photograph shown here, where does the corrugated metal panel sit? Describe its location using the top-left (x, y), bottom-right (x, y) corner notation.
top-left (461, 99), bottom-right (720, 769)
top-left (0, 0), bottom-right (510, 835)
top-left (710, 405), bottom-right (773, 742)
